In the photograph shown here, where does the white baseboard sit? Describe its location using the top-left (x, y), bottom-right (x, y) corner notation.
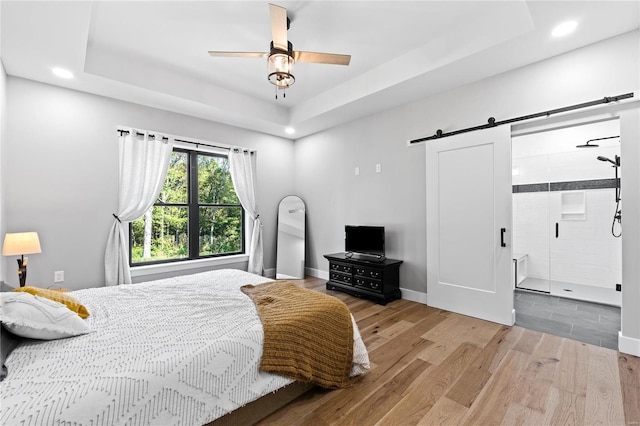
top-left (305, 267), bottom-right (328, 280)
top-left (264, 268), bottom-right (276, 279)
top-left (400, 287), bottom-right (428, 304)
top-left (618, 331), bottom-right (640, 356)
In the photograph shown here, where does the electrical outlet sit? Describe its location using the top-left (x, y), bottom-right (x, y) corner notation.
top-left (616, 283), bottom-right (621, 291)
top-left (355, 167), bottom-right (359, 176)
top-left (376, 163), bottom-right (381, 173)
top-left (54, 271), bottom-right (64, 283)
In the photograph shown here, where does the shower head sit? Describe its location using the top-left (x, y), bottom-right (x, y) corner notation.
top-left (576, 141), bottom-right (599, 148)
top-left (576, 135), bottom-right (620, 148)
top-left (597, 155), bottom-right (620, 166)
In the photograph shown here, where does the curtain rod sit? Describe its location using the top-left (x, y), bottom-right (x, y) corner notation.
top-left (409, 92), bottom-right (635, 144)
top-left (117, 129), bottom-right (242, 152)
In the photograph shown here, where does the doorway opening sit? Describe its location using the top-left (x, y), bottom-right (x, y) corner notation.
top-left (511, 119), bottom-right (621, 349)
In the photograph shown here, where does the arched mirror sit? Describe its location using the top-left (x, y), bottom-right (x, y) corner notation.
top-left (276, 195), bottom-right (306, 279)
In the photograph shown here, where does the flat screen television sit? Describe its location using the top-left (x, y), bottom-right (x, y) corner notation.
top-left (345, 225), bottom-right (385, 259)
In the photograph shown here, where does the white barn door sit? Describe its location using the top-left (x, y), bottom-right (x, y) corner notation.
top-left (426, 126), bottom-right (514, 325)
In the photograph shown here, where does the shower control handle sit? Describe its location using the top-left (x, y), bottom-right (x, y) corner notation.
top-left (555, 222), bottom-right (559, 238)
top-left (500, 228), bottom-right (506, 247)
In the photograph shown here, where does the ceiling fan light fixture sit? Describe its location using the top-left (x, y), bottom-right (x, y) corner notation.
top-left (268, 53), bottom-right (295, 88)
top-left (209, 4), bottom-right (350, 97)
top-left (268, 41), bottom-right (295, 89)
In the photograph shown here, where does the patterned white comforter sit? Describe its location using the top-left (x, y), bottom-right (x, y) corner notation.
top-left (0, 269), bottom-right (369, 426)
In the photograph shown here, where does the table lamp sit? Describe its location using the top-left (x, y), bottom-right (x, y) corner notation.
top-left (2, 232), bottom-right (42, 287)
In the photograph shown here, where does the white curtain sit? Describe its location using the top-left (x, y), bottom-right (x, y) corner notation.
top-left (104, 131), bottom-right (174, 286)
top-left (229, 148), bottom-right (263, 275)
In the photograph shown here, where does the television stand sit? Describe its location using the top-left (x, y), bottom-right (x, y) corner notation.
top-left (324, 252), bottom-right (402, 305)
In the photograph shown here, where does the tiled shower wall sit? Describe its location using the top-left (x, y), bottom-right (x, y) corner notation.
top-left (513, 189), bottom-right (622, 288)
top-left (512, 120), bottom-right (622, 290)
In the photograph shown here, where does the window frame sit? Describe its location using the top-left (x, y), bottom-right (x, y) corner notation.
top-left (129, 147), bottom-right (245, 266)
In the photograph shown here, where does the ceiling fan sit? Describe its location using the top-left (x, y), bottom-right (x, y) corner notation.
top-left (208, 3), bottom-right (351, 98)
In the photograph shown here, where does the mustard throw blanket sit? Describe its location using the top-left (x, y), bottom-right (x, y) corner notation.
top-left (241, 281), bottom-right (354, 389)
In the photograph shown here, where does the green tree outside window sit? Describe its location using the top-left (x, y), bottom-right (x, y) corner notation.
top-left (130, 149), bottom-right (243, 264)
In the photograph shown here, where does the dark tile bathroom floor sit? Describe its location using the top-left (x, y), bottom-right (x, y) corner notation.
top-left (514, 289), bottom-right (621, 350)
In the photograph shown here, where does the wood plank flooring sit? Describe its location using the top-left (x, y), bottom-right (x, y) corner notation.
top-left (257, 276), bottom-right (640, 426)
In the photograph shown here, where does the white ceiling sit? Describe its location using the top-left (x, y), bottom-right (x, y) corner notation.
top-left (1, 1), bottom-right (638, 139)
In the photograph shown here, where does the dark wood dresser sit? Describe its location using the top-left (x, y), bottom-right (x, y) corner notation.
top-left (324, 252), bottom-right (402, 305)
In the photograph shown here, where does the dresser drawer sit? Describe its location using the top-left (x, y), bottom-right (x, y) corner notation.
top-left (330, 271), bottom-right (352, 285)
top-left (354, 277), bottom-right (382, 293)
top-left (330, 262), bottom-right (353, 274)
top-left (354, 266), bottom-right (382, 280)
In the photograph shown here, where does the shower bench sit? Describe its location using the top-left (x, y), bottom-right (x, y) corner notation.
top-left (513, 253), bottom-right (528, 289)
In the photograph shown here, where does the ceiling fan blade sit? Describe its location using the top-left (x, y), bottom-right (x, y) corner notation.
top-left (208, 51), bottom-right (268, 58)
top-left (294, 51), bottom-right (351, 66)
top-left (269, 3), bottom-right (288, 50)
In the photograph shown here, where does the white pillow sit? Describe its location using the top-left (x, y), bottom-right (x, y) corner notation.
top-left (0, 292), bottom-right (90, 340)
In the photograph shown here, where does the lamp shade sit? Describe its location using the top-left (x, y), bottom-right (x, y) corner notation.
top-left (2, 232), bottom-right (42, 256)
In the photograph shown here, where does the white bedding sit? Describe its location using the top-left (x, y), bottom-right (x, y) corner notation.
top-left (0, 269), bottom-right (369, 425)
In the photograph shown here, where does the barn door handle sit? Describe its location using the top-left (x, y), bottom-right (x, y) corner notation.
top-left (555, 222), bottom-right (559, 238)
top-left (500, 228), bottom-right (506, 247)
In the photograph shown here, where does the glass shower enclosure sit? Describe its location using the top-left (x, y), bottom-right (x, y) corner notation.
top-left (512, 119), bottom-right (622, 306)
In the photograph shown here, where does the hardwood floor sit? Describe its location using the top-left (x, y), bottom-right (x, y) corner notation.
top-left (258, 276), bottom-right (640, 426)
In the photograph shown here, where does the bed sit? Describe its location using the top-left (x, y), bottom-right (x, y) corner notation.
top-left (0, 269), bottom-right (369, 425)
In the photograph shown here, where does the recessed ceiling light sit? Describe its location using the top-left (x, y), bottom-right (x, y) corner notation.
top-left (285, 127), bottom-right (295, 135)
top-left (552, 21), bottom-right (577, 38)
top-left (52, 67), bottom-right (74, 79)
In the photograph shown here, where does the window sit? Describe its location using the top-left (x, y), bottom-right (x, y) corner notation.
top-left (130, 149), bottom-right (244, 265)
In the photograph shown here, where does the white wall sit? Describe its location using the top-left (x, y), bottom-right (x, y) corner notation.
top-left (3, 77), bottom-right (295, 289)
top-left (294, 113), bottom-right (427, 289)
top-left (0, 60), bottom-right (6, 284)
top-left (294, 31), bottom-right (640, 352)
